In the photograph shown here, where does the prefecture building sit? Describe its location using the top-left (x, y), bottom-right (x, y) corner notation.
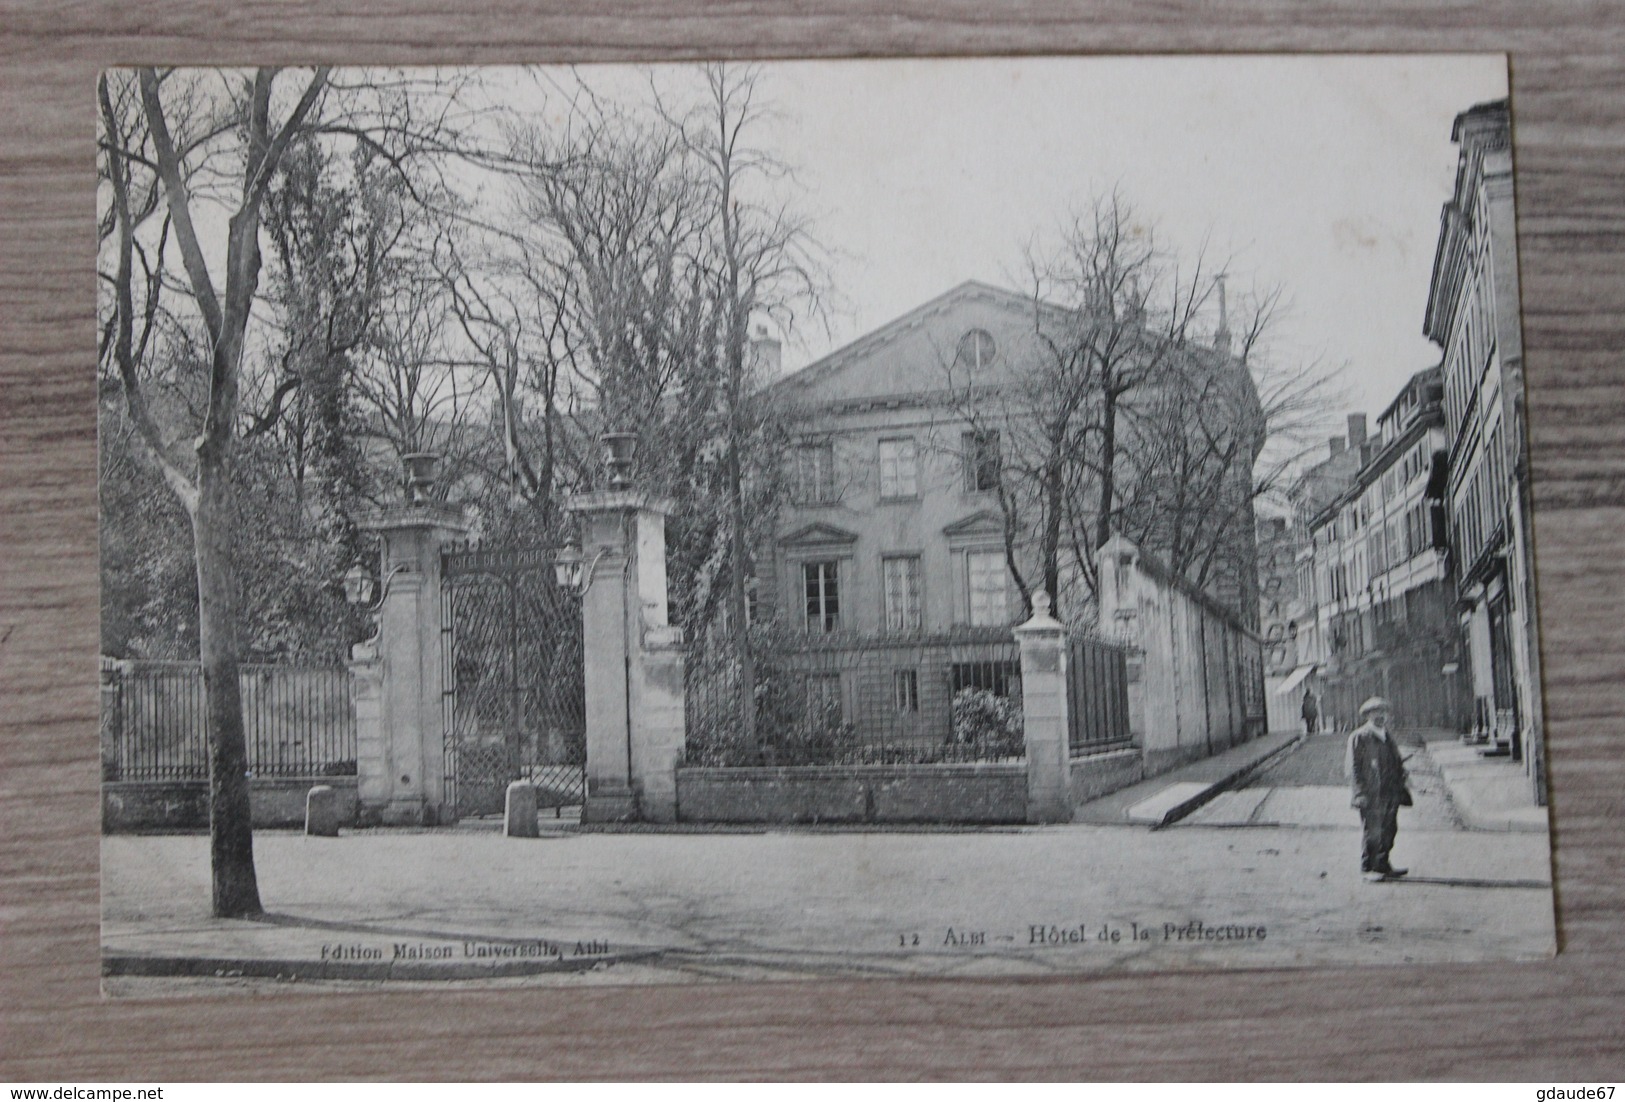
top-left (747, 280), bottom-right (1265, 760)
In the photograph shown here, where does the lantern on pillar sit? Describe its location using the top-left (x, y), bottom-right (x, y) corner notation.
top-left (342, 563), bottom-right (375, 607)
top-left (551, 544), bottom-right (609, 597)
top-left (552, 547), bottom-right (583, 591)
top-left (343, 561), bottom-right (408, 614)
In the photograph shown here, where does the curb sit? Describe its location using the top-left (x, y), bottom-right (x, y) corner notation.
top-left (1150, 734), bottom-right (1306, 829)
top-left (1421, 739), bottom-right (1552, 834)
top-left (102, 948), bottom-right (661, 983)
top-left (1441, 783), bottom-right (1552, 834)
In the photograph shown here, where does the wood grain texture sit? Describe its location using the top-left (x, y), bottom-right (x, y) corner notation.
top-left (3, 2), bottom-right (1625, 1081)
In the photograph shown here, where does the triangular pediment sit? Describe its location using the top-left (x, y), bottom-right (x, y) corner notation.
top-left (943, 510), bottom-right (1005, 540)
top-left (772, 282), bottom-right (1056, 407)
top-left (779, 522), bottom-right (860, 548)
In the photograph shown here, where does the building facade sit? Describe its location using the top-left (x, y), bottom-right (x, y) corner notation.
top-left (1296, 368), bottom-right (1469, 732)
top-left (764, 283), bottom-right (1046, 641)
top-left (1271, 413), bottom-right (1369, 728)
top-left (1423, 98), bottom-right (1544, 803)
top-left (751, 281), bottom-right (1263, 758)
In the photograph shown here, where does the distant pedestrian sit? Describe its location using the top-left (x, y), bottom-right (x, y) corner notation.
top-left (1301, 688), bottom-right (1319, 735)
top-left (1346, 696), bottom-right (1411, 881)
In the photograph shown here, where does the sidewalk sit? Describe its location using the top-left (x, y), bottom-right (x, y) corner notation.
top-left (1419, 728), bottom-right (1551, 833)
top-left (1071, 728), bottom-right (1302, 827)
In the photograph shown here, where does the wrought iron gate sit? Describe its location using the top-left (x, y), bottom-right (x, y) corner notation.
top-left (440, 543), bottom-right (586, 818)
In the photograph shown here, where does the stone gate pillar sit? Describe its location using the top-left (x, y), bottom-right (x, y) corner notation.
top-left (351, 501), bottom-right (468, 826)
top-left (566, 489), bottom-right (686, 823)
top-left (1016, 591), bottom-right (1073, 824)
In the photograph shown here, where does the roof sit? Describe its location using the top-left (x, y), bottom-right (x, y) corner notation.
top-left (773, 279), bottom-right (1257, 437)
top-left (1377, 364), bottom-right (1443, 425)
top-left (1450, 98), bottom-right (1510, 143)
top-left (771, 280), bottom-right (1050, 398)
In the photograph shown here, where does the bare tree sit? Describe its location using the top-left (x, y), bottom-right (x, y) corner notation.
top-left (662, 63), bottom-right (827, 744)
top-left (100, 67), bottom-right (331, 916)
top-left (98, 66), bottom-right (505, 916)
top-left (356, 264), bottom-right (488, 496)
top-left (940, 193), bottom-right (1333, 625)
top-left (937, 193), bottom-right (1206, 614)
top-left (510, 97), bottom-right (712, 511)
top-left (1114, 280), bottom-right (1344, 620)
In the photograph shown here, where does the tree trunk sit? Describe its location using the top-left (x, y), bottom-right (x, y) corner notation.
top-left (192, 462), bottom-right (263, 918)
top-left (1042, 452), bottom-right (1064, 607)
top-left (724, 340), bottom-right (758, 747)
top-left (727, 446), bottom-right (758, 746)
top-left (1095, 392), bottom-right (1119, 553)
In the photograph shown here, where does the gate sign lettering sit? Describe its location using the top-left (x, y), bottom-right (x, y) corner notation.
top-left (442, 545), bottom-right (557, 579)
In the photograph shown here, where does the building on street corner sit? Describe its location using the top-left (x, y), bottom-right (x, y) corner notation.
top-left (1423, 98), bottom-right (1545, 805)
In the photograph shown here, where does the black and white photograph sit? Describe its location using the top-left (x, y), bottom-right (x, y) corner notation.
top-left (96, 55), bottom-right (1556, 993)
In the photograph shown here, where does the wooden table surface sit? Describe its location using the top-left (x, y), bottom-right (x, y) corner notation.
top-left (3, 3), bottom-right (1624, 1081)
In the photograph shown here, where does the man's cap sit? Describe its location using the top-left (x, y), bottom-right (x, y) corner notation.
top-left (1359, 696), bottom-right (1391, 715)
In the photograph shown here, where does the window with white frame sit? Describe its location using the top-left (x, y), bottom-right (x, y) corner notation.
top-left (878, 437), bottom-right (918, 500)
top-left (794, 441), bottom-right (836, 504)
top-left (803, 560), bottom-right (840, 633)
top-left (963, 429), bottom-right (1001, 493)
top-left (882, 555), bottom-right (923, 633)
top-left (966, 549), bottom-right (1009, 626)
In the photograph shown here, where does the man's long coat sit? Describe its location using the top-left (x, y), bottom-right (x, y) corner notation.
top-left (1346, 722), bottom-right (1413, 809)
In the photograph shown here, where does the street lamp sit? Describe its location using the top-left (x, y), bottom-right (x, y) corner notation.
top-left (551, 544), bottom-right (610, 597)
top-left (552, 547), bottom-right (583, 591)
top-left (343, 561), bottom-right (409, 613)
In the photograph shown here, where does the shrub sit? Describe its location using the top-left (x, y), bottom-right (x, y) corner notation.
top-left (769, 696), bottom-right (860, 766)
top-left (951, 687), bottom-right (1024, 758)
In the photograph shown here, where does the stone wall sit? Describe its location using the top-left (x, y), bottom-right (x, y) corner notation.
top-left (1097, 535), bottom-right (1267, 780)
top-left (102, 777), bottom-right (359, 833)
top-left (1068, 747), bottom-right (1144, 804)
top-left (675, 763), bottom-right (1026, 824)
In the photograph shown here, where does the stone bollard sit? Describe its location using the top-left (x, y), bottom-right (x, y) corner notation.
top-left (305, 785), bottom-right (340, 837)
top-left (505, 781), bottom-right (539, 838)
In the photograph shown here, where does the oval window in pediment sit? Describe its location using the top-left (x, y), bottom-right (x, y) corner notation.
top-left (954, 328), bottom-right (997, 371)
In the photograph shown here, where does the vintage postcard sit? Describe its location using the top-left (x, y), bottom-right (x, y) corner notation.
top-left (97, 55), bottom-right (1555, 992)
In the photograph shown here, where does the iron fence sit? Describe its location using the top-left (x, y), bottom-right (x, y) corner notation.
top-left (1066, 631), bottom-right (1134, 753)
top-left (684, 629), bottom-right (1024, 766)
top-left (101, 659), bottom-right (356, 781)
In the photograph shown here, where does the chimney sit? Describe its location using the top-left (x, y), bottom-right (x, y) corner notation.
top-left (749, 323), bottom-right (782, 377)
top-left (1347, 413), bottom-right (1368, 449)
top-left (1213, 274), bottom-right (1232, 355)
top-left (1329, 436), bottom-right (1346, 458)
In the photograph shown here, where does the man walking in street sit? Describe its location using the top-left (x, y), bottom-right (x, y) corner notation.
top-left (1301, 687), bottom-right (1319, 735)
top-left (1347, 696), bottom-right (1411, 881)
